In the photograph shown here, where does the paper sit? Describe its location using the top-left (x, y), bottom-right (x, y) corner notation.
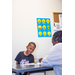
top-left (59, 14), bottom-right (62, 25)
top-left (20, 62), bottom-right (41, 66)
top-left (29, 62), bottom-right (41, 65)
top-left (54, 23), bottom-right (62, 31)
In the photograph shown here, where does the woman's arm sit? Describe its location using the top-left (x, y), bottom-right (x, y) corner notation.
top-left (39, 58), bottom-right (43, 62)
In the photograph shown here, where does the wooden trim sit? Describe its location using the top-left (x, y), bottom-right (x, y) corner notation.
top-left (53, 12), bottom-right (62, 23)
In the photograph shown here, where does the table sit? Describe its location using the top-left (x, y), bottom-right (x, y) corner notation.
top-left (12, 64), bottom-right (53, 75)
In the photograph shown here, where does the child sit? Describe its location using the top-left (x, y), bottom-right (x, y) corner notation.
top-left (15, 42), bottom-right (36, 75)
top-left (39, 31), bottom-right (62, 75)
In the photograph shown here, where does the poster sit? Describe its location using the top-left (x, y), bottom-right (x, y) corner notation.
top-left (59, 14), bottom-right (62, 25)
top-left (37, 18), bottom-right (52, 37)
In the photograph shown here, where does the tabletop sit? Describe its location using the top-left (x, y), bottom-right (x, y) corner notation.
top-left (12, 64), bottom-right (53, 74)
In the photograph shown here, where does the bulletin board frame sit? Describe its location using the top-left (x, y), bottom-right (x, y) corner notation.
top-left (52, 12), bottom-right (62, 31)
top-left (53, 12), bottom-right (62, 23)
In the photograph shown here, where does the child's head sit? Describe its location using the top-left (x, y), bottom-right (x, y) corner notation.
top-left (26, 42), bottom-right (36, 55)
top-left (52, 31), bottom-right (62, 45)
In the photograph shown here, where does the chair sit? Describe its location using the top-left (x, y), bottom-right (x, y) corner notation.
top-left (29, 71), bottom-right (46, 75)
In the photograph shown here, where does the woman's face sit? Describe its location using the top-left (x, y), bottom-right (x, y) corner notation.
top-left (26, 44), bottom-right (35, 55)
top-left (52, 37), bottom-right (58, 45)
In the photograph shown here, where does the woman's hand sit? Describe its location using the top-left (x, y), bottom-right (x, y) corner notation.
top-left (39, 58), bottom-right (43, 62)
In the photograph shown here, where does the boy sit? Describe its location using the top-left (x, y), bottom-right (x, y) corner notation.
top-left (15, 42), bottom-right (36, 75)
top-left (39, 31), bottom-right (62, 75)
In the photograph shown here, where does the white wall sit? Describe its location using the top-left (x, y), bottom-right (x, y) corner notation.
top-left (12, 0), bottom-right (62, 75)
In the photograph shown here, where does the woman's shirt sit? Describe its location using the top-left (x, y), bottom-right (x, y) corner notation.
top-left (41, 43), bottom-right (62, 75)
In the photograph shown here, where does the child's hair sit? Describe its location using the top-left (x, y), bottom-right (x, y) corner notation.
top-left (28, 42), bottom-right (36, 48)
top-left (53, 31), bottom-right (62, 43)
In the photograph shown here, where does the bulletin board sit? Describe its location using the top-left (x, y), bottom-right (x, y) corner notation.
top-left (37, 18), bottom-right (52, 37)
top-left (53, 12), bottom-right (62, 23)
top-left (53, 12), bottom-right (62, 31)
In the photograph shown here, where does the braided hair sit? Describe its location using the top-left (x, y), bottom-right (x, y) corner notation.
top-left (53, 31), bottom-right (62, 43)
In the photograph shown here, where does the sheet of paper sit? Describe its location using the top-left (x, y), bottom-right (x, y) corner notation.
top-left (20, 62), bottom-right (41, 66)
top-left (29, 62), bottom-right (41, 65)
top-left (54, 23), bottom-right (62, 31)
top-left (59, 14), bottom-right (62, 25)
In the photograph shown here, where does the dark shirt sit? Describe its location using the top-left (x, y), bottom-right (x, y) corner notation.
top-left (15, 51), bottom-right (34, 64)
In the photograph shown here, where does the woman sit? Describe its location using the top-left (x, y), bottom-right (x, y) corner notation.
top-left (39, 31), bottom-right (62, 75)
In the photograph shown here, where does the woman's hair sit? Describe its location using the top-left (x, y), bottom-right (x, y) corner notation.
top-left (53, 31), bottom-right (62, 43)
top-left (28, 42), bottom-right (36, 48)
